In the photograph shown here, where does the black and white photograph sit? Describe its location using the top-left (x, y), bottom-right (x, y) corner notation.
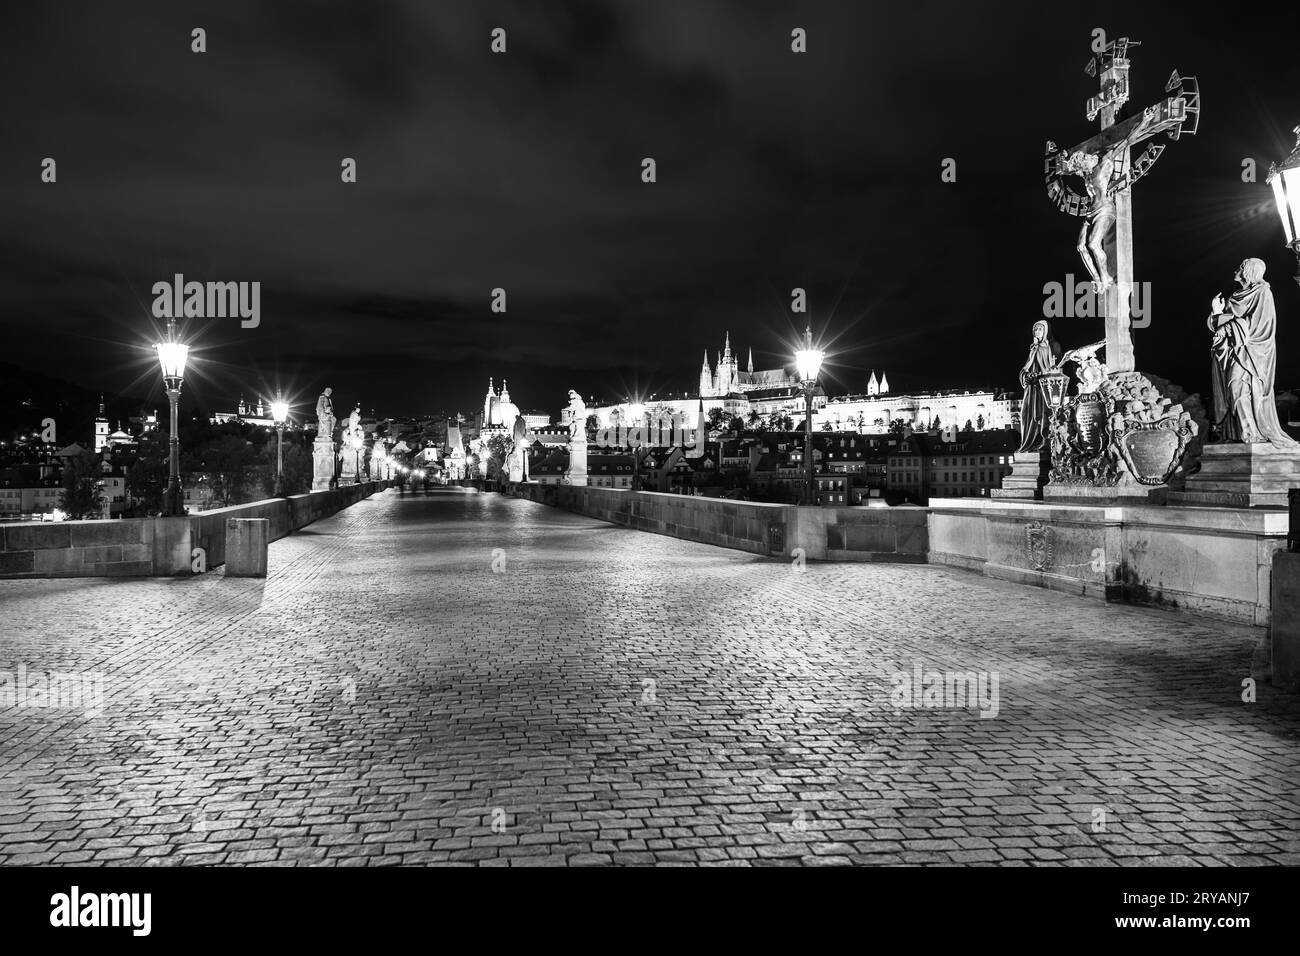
top-left (0, 0), bottom-right (1297, 939)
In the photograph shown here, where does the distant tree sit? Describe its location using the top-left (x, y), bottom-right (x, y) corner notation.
top-left (931, 416), bottom-right (942, 431)
top-left (727, 414), bottom-right (747, 433)
top-left (485, 433), bottom-right (511, 481)
top-left (768, 413), bottom-right (794, 431)
top-left (706, 407), bottom-right (728, 433)
top-left (820, 421), bottom-right (833, 431)
top-left (584, 413), bottom-right (600, 442)
top-left (746, 410), bottom-right (766, 433)
top-left (59, 450), bottom-right (105, 519)
top-left (964, 419), bottom-right (974, 432)
top-left (976, 414), bottom-right (986, 430)
top-left (888, 419), bottom-right (908, 436)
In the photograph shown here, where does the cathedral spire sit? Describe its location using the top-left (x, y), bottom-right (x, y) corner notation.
top-left (747, 348), bottom-right (753, 373)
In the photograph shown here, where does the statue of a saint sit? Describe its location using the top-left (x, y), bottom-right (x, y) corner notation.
top-left (316, 388), bottom-right (336, 437)
top-left (564, 389), bottom-right (587, 440)
top-left (1207, 258), bottom-right (1297, 447)
top-left (343, 405), bottom-right (362, 448)
top-left (1016, 320), bottom-right (1062, 453)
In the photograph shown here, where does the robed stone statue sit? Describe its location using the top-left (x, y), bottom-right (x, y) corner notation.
top-left (1208, 258), bottom-right (1297, 447)
top-left (1016, 320), bottom-right (1062, 453)
top-left (564, 389), bottom-right (587, 440)
top-left (316, 387), bottom-right (336, 437)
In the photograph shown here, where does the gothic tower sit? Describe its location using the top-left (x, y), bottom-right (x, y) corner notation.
top-left (699, 350), bottom-right (713, 397)
top-left (94, 394), bottom-right (109, 453)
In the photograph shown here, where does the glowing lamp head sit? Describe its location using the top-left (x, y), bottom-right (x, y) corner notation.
top-left (1268, 126), bottom-right (1300, 251)
top-left (154, 319), bottom-right (189, 385)
top-left (794, 325), bottom-right (825, 384)
top-left (271, 399), bottom-right (289, 425)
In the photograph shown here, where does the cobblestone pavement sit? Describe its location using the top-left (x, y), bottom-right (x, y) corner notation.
top-left (1, 487), bottom-right (1298, 867)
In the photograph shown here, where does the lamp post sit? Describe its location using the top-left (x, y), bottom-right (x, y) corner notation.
top-left (794, 324), bottom-right (825, 507)
top-left (628, 401), bottom-right (646, 491)
top-left (153, 318), bottom-right (189, 516)
top-left (1267, 125), bottom-right (1300, 286)
top-left (271, 398), bottom-right (289, 496)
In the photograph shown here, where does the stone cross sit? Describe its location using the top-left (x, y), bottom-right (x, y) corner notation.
top-left (1045, 37), bottom-right (1199, 373)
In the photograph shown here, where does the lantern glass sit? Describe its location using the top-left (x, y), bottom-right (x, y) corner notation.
top-left (1269, 164), bottom-right (1299, 245)
top-left (794, 348), bottom-right (825, 383)
top-left (270, 400), bottom-right (289, 424)
top-left (154, 340), bottom-right (189, 380)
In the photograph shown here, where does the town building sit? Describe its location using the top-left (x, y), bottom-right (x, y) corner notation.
top-left (887, 430), bottom-right (1020, 503)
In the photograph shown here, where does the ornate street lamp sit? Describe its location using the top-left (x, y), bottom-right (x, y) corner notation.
top-left (1267, 125), bottom-right (1300, 286)
top-left (1037, 368), bottom-right (1071, 410)
top-left (271, 398), bottom-right (289, 496)
top-left (153, 318), bottom-right (189, 516)
top-left (794, 324), bottom-right (826, 506)
top-left (628, 401), bottom-right (646, 491)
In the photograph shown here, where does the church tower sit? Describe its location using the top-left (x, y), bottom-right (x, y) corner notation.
top-left (717, 332), bottom-right (736, 395)
top-left (879, 372), bottom-right (890, 394)
top-left (93, 394), bottom-right (109, 452)
top-left (747, 347), bottom-right (754, 374)
top-left (699, 350), bottom-right (714, 398)
top-left (867, 371), bottom-right (879, 397)
top-left (483, 377), bottom-right (497, 426)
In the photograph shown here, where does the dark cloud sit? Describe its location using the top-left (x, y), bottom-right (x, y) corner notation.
top-left (2, 1), bottom-right (1300, 423)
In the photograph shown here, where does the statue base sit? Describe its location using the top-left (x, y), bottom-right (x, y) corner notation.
top-left (1169, 443), bottom-right (1300, 509)
top-left (992, 450), bottom-right (1051, 500)
top-left (339, 448), bottom-right (359, 485)
top-left (311, 437), bottom-right (336, 491)
top-left (564, 439), bottom-right (588, 487)
top-left (1042, 370), bottom-right (1206, 502)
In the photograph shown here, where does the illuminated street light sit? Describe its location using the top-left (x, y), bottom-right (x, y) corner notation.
top-left (271, 398), bottom-right (289, 496)
top-left (153, 318), bottom-right (190, 516)
top-left (1267, 125), bottom-right (1300, 286)
top-left (794, 324), bottom-right (826, 507)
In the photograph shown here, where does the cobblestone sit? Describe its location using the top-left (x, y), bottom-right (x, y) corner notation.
top-left (1, 487), bottom-right (1298, 865)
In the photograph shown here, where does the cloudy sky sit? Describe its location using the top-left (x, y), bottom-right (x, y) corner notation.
top-left (2, 0), bottom-right (1298, 420)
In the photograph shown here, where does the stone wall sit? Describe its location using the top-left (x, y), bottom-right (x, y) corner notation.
top-left (0, 482), bottom-right (386, 579)
top-left (506, 483), bottom-right (928, 562)
top-left (928, 497), bottom-right (1286, 626)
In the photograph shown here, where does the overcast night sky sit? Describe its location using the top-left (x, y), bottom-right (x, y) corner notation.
top-left (2, 0), bottom-right (1299, 422)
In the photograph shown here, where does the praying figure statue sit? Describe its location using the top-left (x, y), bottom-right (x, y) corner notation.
top-left (1016, 320), bottom-right (1062, 454)
top-left (564, 389), bottom-right (587, 440)
top-left (1207, 258), bottom-right (1297, 447)
top-left (316, 387), bottom-right (336, 437)
top-left (343, 405), bottom-right (363, 448)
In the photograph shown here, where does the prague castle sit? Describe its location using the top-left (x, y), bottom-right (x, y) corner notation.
top-left (698, 333), bottom-right (795, 397)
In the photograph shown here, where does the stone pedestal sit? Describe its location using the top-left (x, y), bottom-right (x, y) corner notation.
top-left (992, 450), bottom-right (1050, 499)
top-left (339, 445), bottom-right (359, 485)
top-left (311, 437), bottom-right (336, 491)
top-left (1171, 443), bottom-right (1300, 509)
top-left (565, 439), bottom-right (588, 487)
top-left (225, 518), bottom-right (268, 578)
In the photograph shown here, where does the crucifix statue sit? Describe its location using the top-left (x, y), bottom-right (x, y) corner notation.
top-left (1044, 36), bottom-right (1200, 373)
